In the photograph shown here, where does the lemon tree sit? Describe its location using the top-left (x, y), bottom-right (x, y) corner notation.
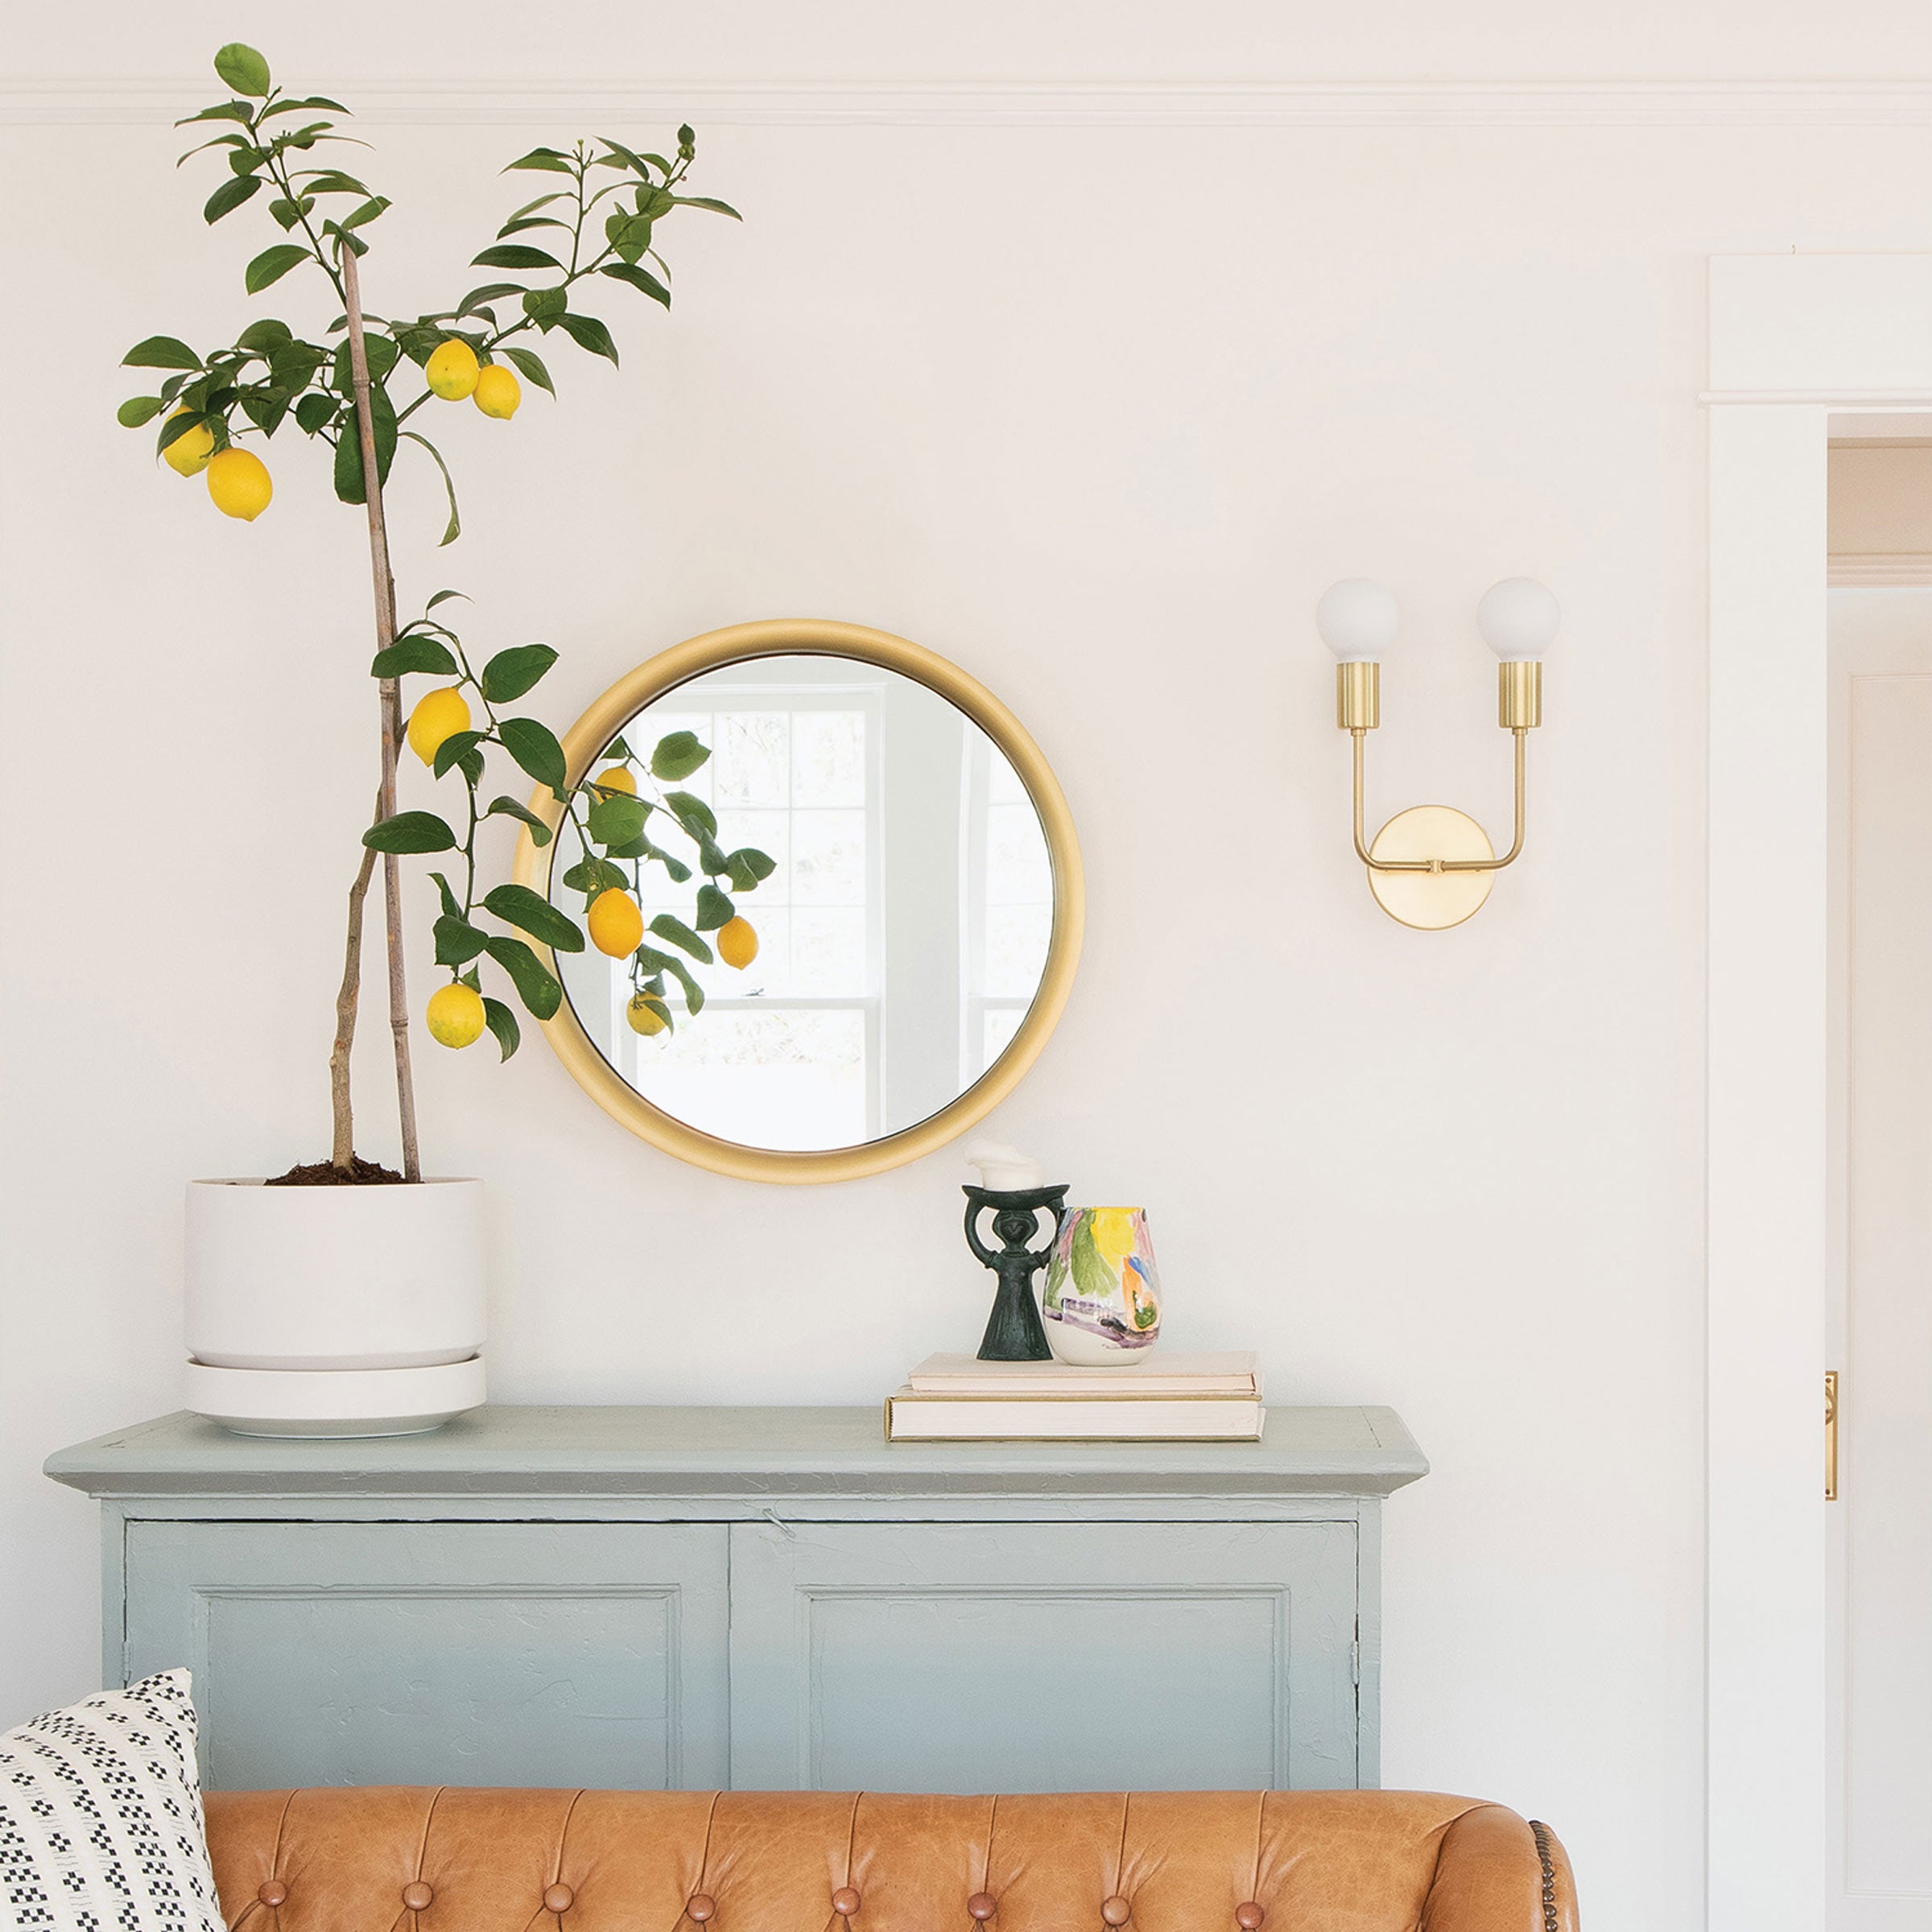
top-left (118, 43), bottom-right (749, 1181)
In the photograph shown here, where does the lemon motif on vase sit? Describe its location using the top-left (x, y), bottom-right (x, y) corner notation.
top-left (1041, 1206), bottom-right (1162, 1365)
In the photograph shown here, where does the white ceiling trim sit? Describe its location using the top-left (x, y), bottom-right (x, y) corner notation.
top-left (11, 76), bottom-right (1932, 129)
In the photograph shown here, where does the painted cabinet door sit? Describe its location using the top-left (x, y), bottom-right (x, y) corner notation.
top-left (727, 1519), bottom-right (1360, 1793)
top-left (123, 1521), bottom-right (729, 1791)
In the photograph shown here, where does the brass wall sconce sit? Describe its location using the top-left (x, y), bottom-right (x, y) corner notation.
top-left (1319, 576), bottom-right (1558, 930)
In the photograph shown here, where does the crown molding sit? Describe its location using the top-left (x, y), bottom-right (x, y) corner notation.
top-left (10, 76), bottom-right (1932, 130)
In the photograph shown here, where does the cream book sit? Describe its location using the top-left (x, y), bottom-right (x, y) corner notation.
top-left (885, 1389), bottom-right (1265, 1443)
top-left (906, 1350), bottom-right (1261, 1398)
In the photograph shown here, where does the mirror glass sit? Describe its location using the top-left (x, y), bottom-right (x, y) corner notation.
top-left (547, 653), bottom-right (1056, 1153)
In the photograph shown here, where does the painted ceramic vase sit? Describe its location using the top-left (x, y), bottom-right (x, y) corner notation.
top-left (1041, 1206), bottom-right (1162, 1364)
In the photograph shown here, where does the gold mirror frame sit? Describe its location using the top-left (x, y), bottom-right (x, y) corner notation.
top-left (510, 618), bottom-right (1084, 1184)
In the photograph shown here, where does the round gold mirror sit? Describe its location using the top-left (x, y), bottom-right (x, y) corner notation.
top-left (511, 619), bottom-right (1083, 1183)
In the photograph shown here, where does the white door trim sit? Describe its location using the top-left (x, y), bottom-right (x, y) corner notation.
top-left (1707, 253), bottom-right (1932, 1932)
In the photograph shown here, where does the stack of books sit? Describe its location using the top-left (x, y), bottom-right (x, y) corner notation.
top-left (884, 1351), bottom-right (1264, 1442)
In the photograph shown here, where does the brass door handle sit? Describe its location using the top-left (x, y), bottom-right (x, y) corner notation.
top-left (1826, 1370), bottom-right (1839, 1502)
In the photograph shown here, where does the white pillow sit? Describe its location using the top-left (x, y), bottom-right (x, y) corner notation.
top-left (0, 1670), bottom-right (225, 1931)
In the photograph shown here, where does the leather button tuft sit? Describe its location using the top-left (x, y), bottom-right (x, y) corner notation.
top-left (832, 1885), bottom-right (861, 1916)
top-left (256, 1880), bottom-right (287, 1907)
top-left (402, 1880), bottom-right (434, 1911)
top-left (686, 1895), bottom-right (716, 1923)
top-left (1236, 1907), bottom-right (1265, 1930)
top-left (968, 1893), bottom-right (997, 1921)
top-left (1102, 1898), bottom-right (1133, 1927)
top-left (543, 1883), bottom-right (575, 1913)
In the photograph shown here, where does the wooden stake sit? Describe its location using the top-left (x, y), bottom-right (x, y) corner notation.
top-left (340, 241), bottom-right (423, 1183)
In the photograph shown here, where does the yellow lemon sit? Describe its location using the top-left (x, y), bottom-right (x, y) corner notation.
top-left (593, 766), bottom-right (637, 797)
top-left (205, 445), bottom-right (271, 520)
top-left (407, 686), bottom-right (472, 766)
top-left (473, 364), bottom-right (521, 419)
top-left (425, 982), bottom-right (486, 1049)
top-left (717, 915), bottom-right (758, 969)
top-left (625, 992), bottom-right (670, 1036)
top-left (162, 410), bottom-right (215, 477)
top-left (424, 337), bottom-right (481, 401)
top-left (587, 887), bottom-right (644, 958)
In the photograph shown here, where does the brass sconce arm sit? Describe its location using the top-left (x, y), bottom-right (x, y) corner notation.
top-left (1349, 723), bottom-right (1528, 876)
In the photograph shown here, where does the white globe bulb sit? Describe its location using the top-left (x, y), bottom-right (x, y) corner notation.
top-left (1315, 579), bottom-right (1399, 663)
top-left (1476, 577), bottom-right (1560, 661)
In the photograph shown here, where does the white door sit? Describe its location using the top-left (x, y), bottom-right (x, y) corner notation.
top-left (1829, 588), bottom-right (1932, 1932)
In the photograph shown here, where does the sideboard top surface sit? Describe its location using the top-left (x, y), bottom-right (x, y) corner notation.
top-left (45, 1404), bottom-right (1427, 1502)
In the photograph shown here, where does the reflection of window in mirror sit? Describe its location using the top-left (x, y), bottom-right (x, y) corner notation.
top-left (613, 667), bottom-right (884, 1150)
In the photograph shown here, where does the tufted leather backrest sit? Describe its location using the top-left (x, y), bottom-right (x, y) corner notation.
top-left (204, 1786), bottom-right (1579, 1931)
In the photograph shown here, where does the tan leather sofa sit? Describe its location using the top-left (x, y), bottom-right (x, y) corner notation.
top-left (204, 1785), bottom-right (1578, 1929)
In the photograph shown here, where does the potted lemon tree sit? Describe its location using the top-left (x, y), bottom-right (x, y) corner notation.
top-left (122, 44), bottom-right (767, 1431)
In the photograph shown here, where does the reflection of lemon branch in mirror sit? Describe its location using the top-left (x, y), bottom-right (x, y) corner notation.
top-left (116, 40), bottom-right (743, 1181)
top-left (554, 732), bottom-right (774, 1039)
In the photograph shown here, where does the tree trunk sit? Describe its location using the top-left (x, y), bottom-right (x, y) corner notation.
top-left (328, 825), bottom-right (379, 1172)
top-left (340, 241), bottom-right (423, 1183)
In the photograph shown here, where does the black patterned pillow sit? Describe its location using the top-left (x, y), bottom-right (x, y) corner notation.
top-left (0, 1670), bottom-right (225, 1931)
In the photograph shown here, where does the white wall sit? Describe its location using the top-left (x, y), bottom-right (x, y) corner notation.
top-left (10, 5), bottom-right (1932, 1925)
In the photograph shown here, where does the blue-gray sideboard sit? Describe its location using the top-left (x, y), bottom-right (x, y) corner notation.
top-left (45, 1405), bottom-right (1426, 1795)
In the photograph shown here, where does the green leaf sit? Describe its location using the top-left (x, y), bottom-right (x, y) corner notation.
top-left (638, 945), bottom-right (705, 1015)
top-left (605, 211), bottom-right (654, 263)
top-left (521, 285), bottom-right (568, 323)
top-left (588, 793), bottom-right (648, 847)
top-left (648, 913), bottom-right (713, 964)
top-left (362, 811), bottom-right (457, 855)
top-left (498, 214), bottom-right (572, 237)
top-left (236, 318), bottom-right (291, 353)
top-left (431, 729), bottom-right (489, 779)
top-left (176, 101), bottom-right (256, 127)
top-left (428, 870), bottom-right (464, 920)
top-left (485, 795), bottom-right (554, 846)
top-left (481, 996), bottom-right (522, 1061)
top-left (497, 345), bottom-right (555, 395)
top-left (483, 883), bottom-right (585, 953)
top-left (650, 730), bottom-right (710, 781)
top-left (676, 194), bottom-right (742, 220)
top-left (329, 332), bottom-right (398, 389)
top-left (213, 43), bottom-right (273, 97)
top-left (156, 410), bottom-right (211, 455)
top-left (483, 935), bottom-right (564, 1019)
top-left (434, 913), bottom-right (490, 966)
top-left (480, 643), bottom-right (558, 703)
top-left (341, 196), bottom-right (390, 231)
top-left (457, 282), bottom-right (526, 315)
top-left (261, 94), bottom-right (351, 118)
top-left (651, 846), bottom-right (693, 885)
top-left (296, 169), bottom-right (371, 196)
top-left (204, 172), bottom-right (262, 223)
top-left (244, 244), bottom-right (310, 295)
top-left (123, 335), bottom-right (200, 371)
top-left (426, 588), bottom-right (467, 611)
top-left (497, 716), bottom-right (568, 799)
top-left (665, 790), bottom-right (717, 839)
top-left (563, 856), bottom-right (628, 895)
top-left (724, 846), bottom-right (777, 891)
top-left (294, 392), bottom-right (336, 434)
top-left (694, 883), bottom-right (735, 931)
top-left (597, 135), bottom-right (657, 177)
top-left (555, 312), bottom-right (618, 365)
top-left (369, 633), bottom-right (459, 678)
top-left (470, 243), bottom-right (563, 270)
top-left (503, 147), bottom-right (574, 173)
top-left (238, 388), bottom-right (290, 436)
top-left (397, 428), bottom-right (461, 547)
top-left (332, 378), bottom-right (397, 504)
top-left (601, 261), bottom-right (671, 308)
top-left (117, 395), bottom-right (164, 427)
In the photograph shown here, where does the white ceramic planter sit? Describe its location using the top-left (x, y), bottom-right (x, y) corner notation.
top-left (184, 1178), bottom-right (486, 1436)
top-left (186, 1177), bottom-right (485, 1370)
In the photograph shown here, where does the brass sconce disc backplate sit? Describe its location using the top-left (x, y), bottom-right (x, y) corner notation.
top-left (1366, 805), bottom-right (1496, 930)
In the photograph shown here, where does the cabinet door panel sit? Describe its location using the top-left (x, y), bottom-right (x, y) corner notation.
top-left (729, 1520), bottom-right (1357, 1792)
top-left (124, 1521), bottom-right (728, 1791)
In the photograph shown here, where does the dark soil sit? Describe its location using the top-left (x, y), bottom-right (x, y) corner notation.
top-left (264, 1155), bottom-right (410, 1187)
